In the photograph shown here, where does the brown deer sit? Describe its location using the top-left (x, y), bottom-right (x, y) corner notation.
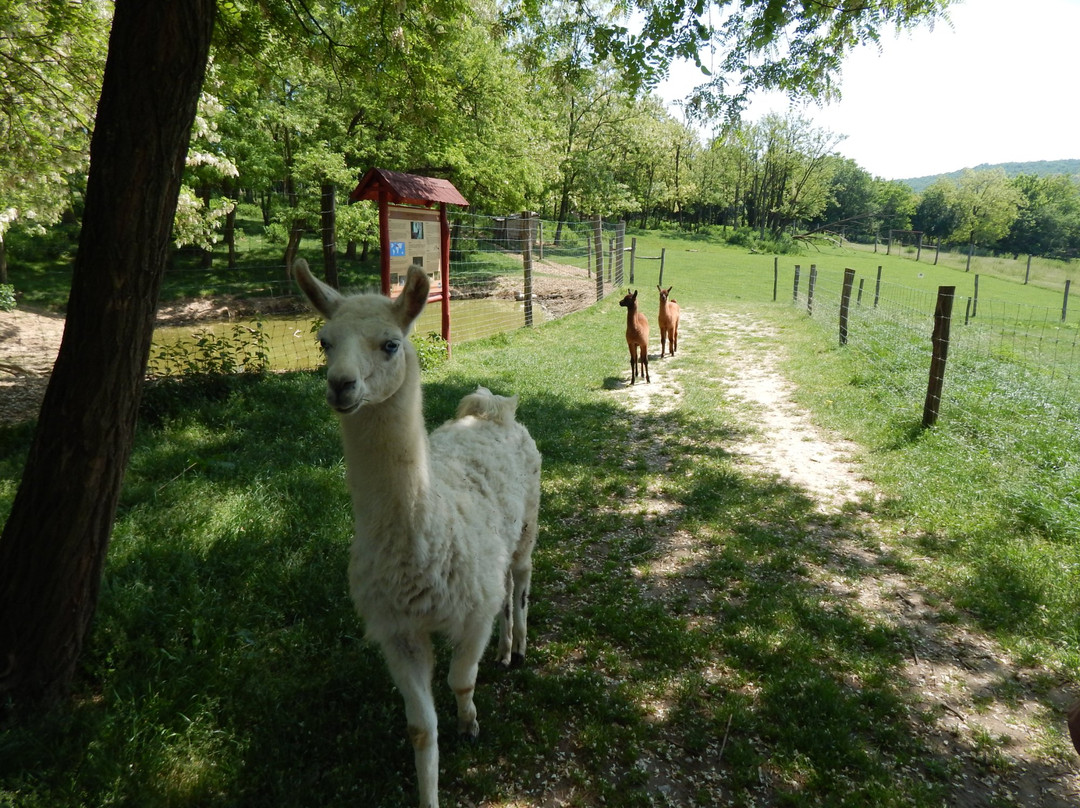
top-left (619, 289), bottom-right (650, 384)
top-left (657, 285), bottom-right (680, 358)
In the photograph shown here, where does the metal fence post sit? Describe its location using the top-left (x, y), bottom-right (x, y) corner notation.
top-left (593, 215), bottom-right (604, 302)
top-left (521, 211), bottom-right (533, 327)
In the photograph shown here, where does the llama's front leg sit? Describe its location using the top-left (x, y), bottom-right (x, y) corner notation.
top-left (448, 616), bottom-right (493, 740)
top-left (382, 634), bottom-right (440, 808)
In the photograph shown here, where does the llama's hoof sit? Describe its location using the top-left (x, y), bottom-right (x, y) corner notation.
top-left (457, 720), bottom-right (480, 743)
top-left (509, 652), bottom-right (525, 669)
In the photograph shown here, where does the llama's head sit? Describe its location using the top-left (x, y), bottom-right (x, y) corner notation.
top-left (657, 285), bottom-right (673, 304)
top-left (294, 259), bottom-right (429, 414)
top-left (619, 289), bottom-right (638, 309)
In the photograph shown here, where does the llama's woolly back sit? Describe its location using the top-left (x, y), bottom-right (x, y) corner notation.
top-left (455, 385), bottom-right (519, 425)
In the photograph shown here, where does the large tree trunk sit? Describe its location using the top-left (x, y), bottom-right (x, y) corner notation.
top-left (0, 0), bottom-right (214, 707)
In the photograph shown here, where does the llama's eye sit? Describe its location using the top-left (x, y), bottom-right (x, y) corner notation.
top-left (382, 339), bottom-right (400, 357)
top-left (318, 337), bottom-right (332, 352)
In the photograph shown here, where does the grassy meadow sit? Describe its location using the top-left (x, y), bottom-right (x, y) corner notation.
top-left (2, 231), bottom-right (1079, 806)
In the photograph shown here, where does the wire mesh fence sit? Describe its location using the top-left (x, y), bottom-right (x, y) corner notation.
top-left (789, 263), bottom-right (1080, 534)
top-left (0, 212), bottom-right (628, 420)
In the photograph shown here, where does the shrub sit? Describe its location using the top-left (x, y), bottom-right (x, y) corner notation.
top-left (147, 321), bottom-right (270, 377)
top-left (0, 283), bottom-right (15, 312)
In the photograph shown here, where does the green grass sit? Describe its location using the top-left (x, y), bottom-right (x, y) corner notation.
top-left (2, 231), bottom-right (1079, 806)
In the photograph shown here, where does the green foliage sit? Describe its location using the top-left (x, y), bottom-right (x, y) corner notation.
top-left (412, 331), bottom-right (448, 371)
top-left (0, 284), bottom-right (15, 312)
top-left (3, 233), bottom-right (1078, 807)
top-left (147, 321), bottom-right (270, 378)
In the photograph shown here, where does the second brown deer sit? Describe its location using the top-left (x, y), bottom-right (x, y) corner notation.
top-left (619, 289), bottom-right (650, 384)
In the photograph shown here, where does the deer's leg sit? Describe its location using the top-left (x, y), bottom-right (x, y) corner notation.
top-left (382, 633), bottom-right (439, 808)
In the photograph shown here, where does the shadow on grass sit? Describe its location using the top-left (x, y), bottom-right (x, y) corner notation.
top-left (1, 371), bottom-right (1075, 807)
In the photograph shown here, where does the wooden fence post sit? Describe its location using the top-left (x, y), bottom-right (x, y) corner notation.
top-left (793, 265), bottom-right (801, 303)
top-left (857, 278), bottom-right (865, 306)
top-left (773, 256), bottom-right (778, 302)
top-left (1063, 279), bottom-right (1072, 322)
top-left (874, 266), bottom-right (882, 308)
top-left (657, 247), bottom-right (666, 287)
top-left (629, 237), bottom-right (637, 284)
top-left (1025, 254), bottom-right (1031, 284)
top-left (522, 211), bottom-right (533, 327)
top-left (807, 264), bottom-right (817, 316)
top-left (922, 285), bottom-right (956, 429)
top-left (593, 215), bottom-right (604, 302)
top-left (972, 274), bottom-right (979, 318)
top-left (840, 268), bottom-right (856, 345)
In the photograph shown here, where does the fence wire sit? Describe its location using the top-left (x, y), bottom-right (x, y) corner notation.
top-left (791, 264), bottom-right (1080, 537)
top-left (0, 213), bottom-right (624, 420)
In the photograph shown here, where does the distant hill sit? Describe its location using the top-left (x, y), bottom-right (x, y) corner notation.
top-left (900, 159), bottom-right (1080, 193)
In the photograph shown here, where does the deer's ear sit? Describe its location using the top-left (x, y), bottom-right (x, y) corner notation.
top-left (395, 264), bottom-right (430, 331)
top-left (295, 259), bottom-right (342, 318)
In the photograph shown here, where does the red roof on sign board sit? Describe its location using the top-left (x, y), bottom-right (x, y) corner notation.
top-left (348, 168), bottom-right (469, 207)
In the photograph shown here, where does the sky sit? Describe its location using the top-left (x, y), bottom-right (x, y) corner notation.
top-left (654, 0), bottom-right (1080, 181)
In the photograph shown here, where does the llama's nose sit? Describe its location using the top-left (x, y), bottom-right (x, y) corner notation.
top-left (327, 376), bottom-right (358, 407)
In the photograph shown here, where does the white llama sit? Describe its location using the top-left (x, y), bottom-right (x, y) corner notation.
top-left (294, 259), bottom-right (541, 808)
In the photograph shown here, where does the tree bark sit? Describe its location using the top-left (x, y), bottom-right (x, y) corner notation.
top-left (0, 0), bottom-right (214, 707)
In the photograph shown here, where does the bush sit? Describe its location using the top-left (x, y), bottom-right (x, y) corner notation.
top-left (147, 321), bottom-right (270, 377)
top-left (0, 284), bottom-right (15, 312)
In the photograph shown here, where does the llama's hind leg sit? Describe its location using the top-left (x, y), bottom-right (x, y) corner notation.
top-left (382, 634), bottom-right (440, 808)
top-left (447, 616), bottom-right (493, 740)
top-left (509, 563), bottom-right (533, 665)
top-left (496, 568), bottom-right (514, 666)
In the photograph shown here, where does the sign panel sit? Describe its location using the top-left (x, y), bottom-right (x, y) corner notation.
top-left (388, 205), bottom-right (441, 278)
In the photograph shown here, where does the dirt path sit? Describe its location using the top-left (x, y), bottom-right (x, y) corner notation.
top-left (610, 306), bottom-right (1080, 807)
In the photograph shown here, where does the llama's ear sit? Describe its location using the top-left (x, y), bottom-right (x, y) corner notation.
top-left (394, 264), bottom-right (430, 330)
top-left (656, 285), bottom-right (662, 293)
top-left (295, 259), bottom-right (342, 318)
top-left (632, 290), bottom-right (638, 301)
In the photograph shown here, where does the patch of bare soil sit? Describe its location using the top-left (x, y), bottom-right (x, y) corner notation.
top-left (489, 257), bottom-right (607, 320)
top-left (605, 307), bottom-right (1080, 807)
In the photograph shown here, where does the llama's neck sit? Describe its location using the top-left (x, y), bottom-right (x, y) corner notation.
top-left (338, 354), bottom-right (430, 539)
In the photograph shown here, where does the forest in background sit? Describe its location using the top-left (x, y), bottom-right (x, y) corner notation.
top-left (4, 0), bottom-right (1080, 296)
